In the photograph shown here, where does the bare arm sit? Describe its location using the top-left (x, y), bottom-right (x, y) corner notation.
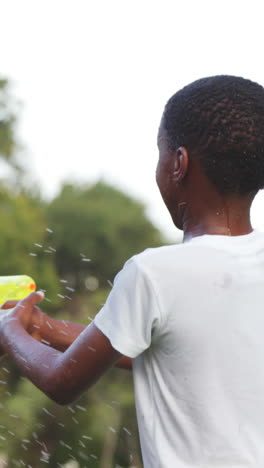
top-left (1, 300), bottom-right (132, 371)
top-left (36, 316), bottom-right (133, 370)
top-left (0, 293), bottom-right (126, 405)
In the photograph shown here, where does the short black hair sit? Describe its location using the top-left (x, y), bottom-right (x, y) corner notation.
top-left (163, 75), bottom-right (264, 195)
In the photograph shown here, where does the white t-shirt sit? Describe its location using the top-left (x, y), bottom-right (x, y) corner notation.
top-left (94, 230), bottom-right (264, 467)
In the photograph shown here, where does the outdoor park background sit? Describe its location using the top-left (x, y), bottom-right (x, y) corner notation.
top-left (0, 77), bottom-right (162, 467)
top-left (1, 0), bottom-right (264, 466)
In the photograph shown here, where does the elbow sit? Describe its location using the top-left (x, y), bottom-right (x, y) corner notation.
top-left (43, 372), bottom-right (80, 406)
top-left (41, 357), bottom-right (95, 405)
top-left (46, 382), bottom-right (79, 406)
top-left (49, 392), bottom-right (76, 406)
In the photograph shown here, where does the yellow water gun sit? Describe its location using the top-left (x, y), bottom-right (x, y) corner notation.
top-left (0, 275), bottom-right (36, 304)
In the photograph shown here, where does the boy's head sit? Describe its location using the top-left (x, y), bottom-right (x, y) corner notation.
top-left (157, 75), bottom-right (264, 229)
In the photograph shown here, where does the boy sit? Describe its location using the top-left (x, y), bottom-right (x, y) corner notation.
top-left (1, 75), bottom-right (264, 467)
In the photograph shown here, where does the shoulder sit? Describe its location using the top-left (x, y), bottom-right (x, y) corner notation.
top-left (134, 243), bottom-right (187, 262)
top-left (131, 242), bottom-right (205, 271)
top-left (127, 242), bottom-right (229, 286)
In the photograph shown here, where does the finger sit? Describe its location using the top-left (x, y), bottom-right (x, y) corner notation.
top-left (17, 291), bottom-right (45, 309)
top-left (1, 300), bottom-right (19, 309)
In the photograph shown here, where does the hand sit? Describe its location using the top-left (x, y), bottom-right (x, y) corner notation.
top-left (1, 298), bottom-right (45, 342)
top-left (0, 292), bottom-right (45, 339)
top-left (0, 307), bottom-right (14, 358)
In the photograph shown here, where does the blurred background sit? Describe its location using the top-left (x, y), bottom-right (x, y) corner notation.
top-left (0, 0), bottom-right (264, 466)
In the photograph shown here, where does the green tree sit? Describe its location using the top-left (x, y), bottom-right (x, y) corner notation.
top-left (0, 185), bottom-right (61, 306)
top-left (0, 78), bottom-right (20, 165)
top-left (0, 77), bottom-right (61, 307)
top-left (47, 181), bottom-right (164, 290)
top-left (0, 78), bottom-right (162, 466)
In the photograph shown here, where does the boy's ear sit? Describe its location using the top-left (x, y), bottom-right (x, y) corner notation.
top-left (172, 146), bottom-right (189, 183)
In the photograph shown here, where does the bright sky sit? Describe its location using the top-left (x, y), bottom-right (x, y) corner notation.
top-left (1, 0), bottom-right (264, 240)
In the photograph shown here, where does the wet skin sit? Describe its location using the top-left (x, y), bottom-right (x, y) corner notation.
top-left (0, 120), bottom-right (258, 404)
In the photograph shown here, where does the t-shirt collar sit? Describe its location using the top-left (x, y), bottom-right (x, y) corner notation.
top-left (186, 229), bottom-right (260, 246)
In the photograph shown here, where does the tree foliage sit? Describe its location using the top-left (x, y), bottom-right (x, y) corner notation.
top-left (0, 185), bottom-right (61, 307)
top-left (0, 78), bottom-right (19, 163)
top-left (47, 181), bottom-right (164, 288)
top-left (0, 77), bottom-right (167, 467)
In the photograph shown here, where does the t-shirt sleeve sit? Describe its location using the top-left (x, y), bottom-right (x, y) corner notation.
top-left (94, 256), bottom-right (162, 358)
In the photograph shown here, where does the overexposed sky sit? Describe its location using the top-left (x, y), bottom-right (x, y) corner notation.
top-left (1, 0), bottom-right (264, 240)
